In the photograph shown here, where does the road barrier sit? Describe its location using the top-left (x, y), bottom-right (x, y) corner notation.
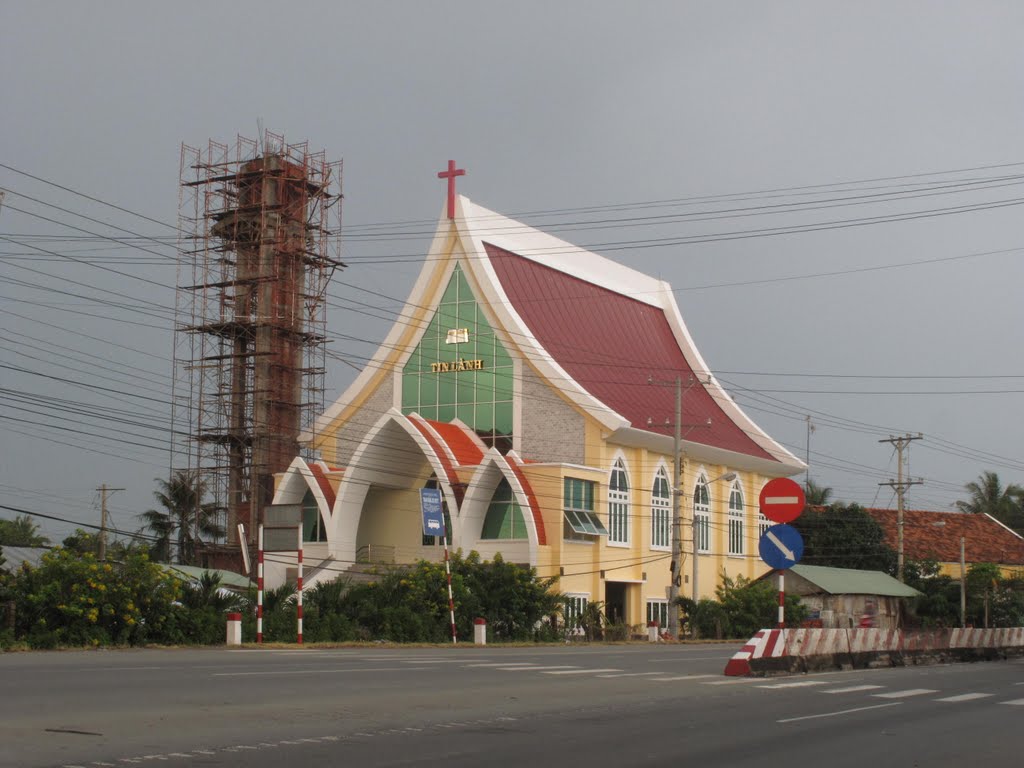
top-left (724, 626), bottom-right (1024, 676)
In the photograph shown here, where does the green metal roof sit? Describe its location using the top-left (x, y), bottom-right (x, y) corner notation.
top-left (160, 564), bottom-right (251, 590)
top-left (785, 564), bottom-right (922, 598)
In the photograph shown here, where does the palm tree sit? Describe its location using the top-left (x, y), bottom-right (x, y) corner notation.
top-left (0, 514), bottom-right (50, 547)
top-left (140, 471), bottom-right (224, 565)
top-left (805, 480), bottom-right (834, 507)
top-left (955, 471), bottom-right (1024, 531)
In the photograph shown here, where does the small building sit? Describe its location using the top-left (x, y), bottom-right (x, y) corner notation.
top-left (760, 564), bottom-right (921, 630)
top-left (864, 508), bottom-right (1024, 579)
top-left (0, 546), bottom-right (49, 573)
top-left (159, 564), bottom-right (252, 594)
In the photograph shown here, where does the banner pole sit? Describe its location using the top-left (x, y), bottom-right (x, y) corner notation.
top-left (444, 533), bottom-right (457, 645)
top-left (297, 525), bottom-right (304, 645)
top-left (257, 524), bottom-right (264, 644)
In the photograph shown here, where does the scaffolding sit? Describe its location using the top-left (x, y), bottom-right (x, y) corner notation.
top-left (174, 132), bottom-right (343, 547)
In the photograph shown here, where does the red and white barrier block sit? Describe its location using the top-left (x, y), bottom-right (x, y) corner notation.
top-left (725, 626), bottom-right (1024, 676)
top-left (724, 629), bottom-right (788, 676)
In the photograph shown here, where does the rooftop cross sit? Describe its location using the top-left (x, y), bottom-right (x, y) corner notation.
top-left (437, 160), bottom-right (466, 219)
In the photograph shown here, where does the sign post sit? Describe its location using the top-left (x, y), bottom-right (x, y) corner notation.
top-left (263, 503), bottom-right (303, 644)
top-left (758, 478), bottom-right (807, 629)
top-left (421, 488), bottom-right (457, 644)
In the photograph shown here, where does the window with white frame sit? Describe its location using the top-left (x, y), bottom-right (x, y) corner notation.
top-left (608, 458), bottom-right (630, 545)
top-left (563, 594), bottom-right (588, 634)
top-left (651, 467), bottom-right (670, 549)
top-left (646, 599), bottom-right (668, 629)
top-left (693, 477), bottom-right (710, 553)
top-left (758, 511), bottom-right (770, 538)
top-left (728, 481), bottom-right (744, 556)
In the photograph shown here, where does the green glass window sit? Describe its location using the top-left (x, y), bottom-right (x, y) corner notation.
top-left (563, 477), bottom-right (606, 540)
top-left (302, 489), bottom-right (326, 543)
top-left (481, 479), bottom-right (527, 539)
top-left (400, 263), bottom-right (515, 451)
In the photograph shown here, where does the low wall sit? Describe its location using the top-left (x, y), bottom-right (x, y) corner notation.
top-left (724, 627), bottom-right (1024, 676)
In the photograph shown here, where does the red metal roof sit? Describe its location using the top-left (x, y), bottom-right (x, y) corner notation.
top-left (865, 508), bottom-right (1024, 566)
top-left (505, 454), bottom-right (548, 546)
top-left (407, 415), bottom-right (466, 506)
top-left (307, 462), bottom-right (336, 510)
top-left (484, 242), bottom-right (776, 461)
top-left (425, 419), bottom-right (485, 467)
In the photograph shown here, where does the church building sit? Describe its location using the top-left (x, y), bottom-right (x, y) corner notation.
top-left (268, 167), bottom-right (804, 631)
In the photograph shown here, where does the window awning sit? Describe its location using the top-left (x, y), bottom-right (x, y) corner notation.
top-left (564, 509), bottom-right (608, 536)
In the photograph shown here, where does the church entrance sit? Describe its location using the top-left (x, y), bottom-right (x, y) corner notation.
top-left (604, 582), bottom-right (628, 627)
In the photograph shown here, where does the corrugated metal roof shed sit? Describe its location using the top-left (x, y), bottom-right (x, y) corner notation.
top-left (161, 564), bottom-right (251, 590)
top-left (781, 564), bottom-right (921, 597)
top-left (0, 546), bottom-right (50, 571)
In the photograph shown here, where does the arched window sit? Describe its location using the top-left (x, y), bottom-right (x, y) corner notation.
top-left (302, 489), bottom-right (326, 543)
top-left (608, 458), bottom-right (630, 545)
top-left (757, 483), bottom-right (770, 538)
top-left (651, 467), bottom-right (671, 550)
top-left (728, 481), bottom-right (744, 556)
top-left (693, 477), bottom-right (710, 553)
top-left (481, 478), bottom-right (527, 539)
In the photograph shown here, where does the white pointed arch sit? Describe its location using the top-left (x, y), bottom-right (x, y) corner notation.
top-left (459, 448), bottom-right (540, 564)
top-left (330, 408), bottom-right (463, 565)
top-left (271, 456), bottom-right (333, 540)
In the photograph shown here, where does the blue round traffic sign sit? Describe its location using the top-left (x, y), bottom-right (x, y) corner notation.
top-left (758, 523), bottom-right (805, 570)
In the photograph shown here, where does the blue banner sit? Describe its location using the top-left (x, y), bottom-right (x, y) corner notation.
top-left (420, 487), bottom-right (445, 537)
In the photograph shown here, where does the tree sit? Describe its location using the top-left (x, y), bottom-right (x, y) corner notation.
top-left (955, 471), bottom-right (1024, 533)
top-left (795, 503), bottom-right (897, 573)
top-left (804, 480), bottom-right (834, 507)
top-left (0, 515), bottom-right (50, 547)
top-left (678, 575), bottom-right (806, 639)
top-left (139, 471), bottom-right (223, 565)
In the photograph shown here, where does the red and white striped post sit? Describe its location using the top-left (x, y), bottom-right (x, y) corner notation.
top-left (443, 532), bottom-right (456, 644)
top-left (256, 524), bottom-right (264, 644)
top-left (296, 525), bottom-right (304, 645)
top-left (777, 571), bottom-right (785, 629)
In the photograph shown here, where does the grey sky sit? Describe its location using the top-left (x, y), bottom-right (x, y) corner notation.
top-left (2, 2), bottom-right (1022, 544)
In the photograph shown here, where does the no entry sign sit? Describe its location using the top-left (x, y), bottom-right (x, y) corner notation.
top-left (759, 477), bottom-right (805, 524)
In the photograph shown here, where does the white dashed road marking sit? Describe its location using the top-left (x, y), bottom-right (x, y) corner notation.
top-left (821, 685), bottom-right (884, 694)
top-left (872, 689), bottom-right (938, 699)
top-left (778, 702), bottom-right (901, 724)
top-left (935, 693), bottom-right (994, 703)
top-left (757, 681), bottom-right (829, 689)
top-left (648, 674), bottom-right (718, 682)
top-left (542, 668), bottom-right (622, 675)
top-left (1001, 698), bottom-right (1024, 705)
top-left (493, 665), bottom-right (578, 671)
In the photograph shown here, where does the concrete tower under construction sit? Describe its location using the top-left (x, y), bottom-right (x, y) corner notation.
top-left (175, 132), bottom-right (343, 551)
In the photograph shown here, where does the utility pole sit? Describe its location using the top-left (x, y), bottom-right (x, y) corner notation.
top-left (670, 376), bottom-right (683, 640)
top-left (805, 415), bottom-right (814, 492)
top-left (97, 484), bottom-right (125, 561)
top-left (960, 535), bottom-right (966, 629)
top-left (878, 434), bottom-right (922, 582)
top-left (648, 374), bottom-right (711, 639)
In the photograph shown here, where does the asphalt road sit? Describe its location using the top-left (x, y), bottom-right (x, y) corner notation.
top-left (2, 644), bottom-right (1022, 767)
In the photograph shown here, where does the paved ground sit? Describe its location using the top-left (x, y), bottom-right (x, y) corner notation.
top-left (2, 644), bottom-right (1022, 767)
